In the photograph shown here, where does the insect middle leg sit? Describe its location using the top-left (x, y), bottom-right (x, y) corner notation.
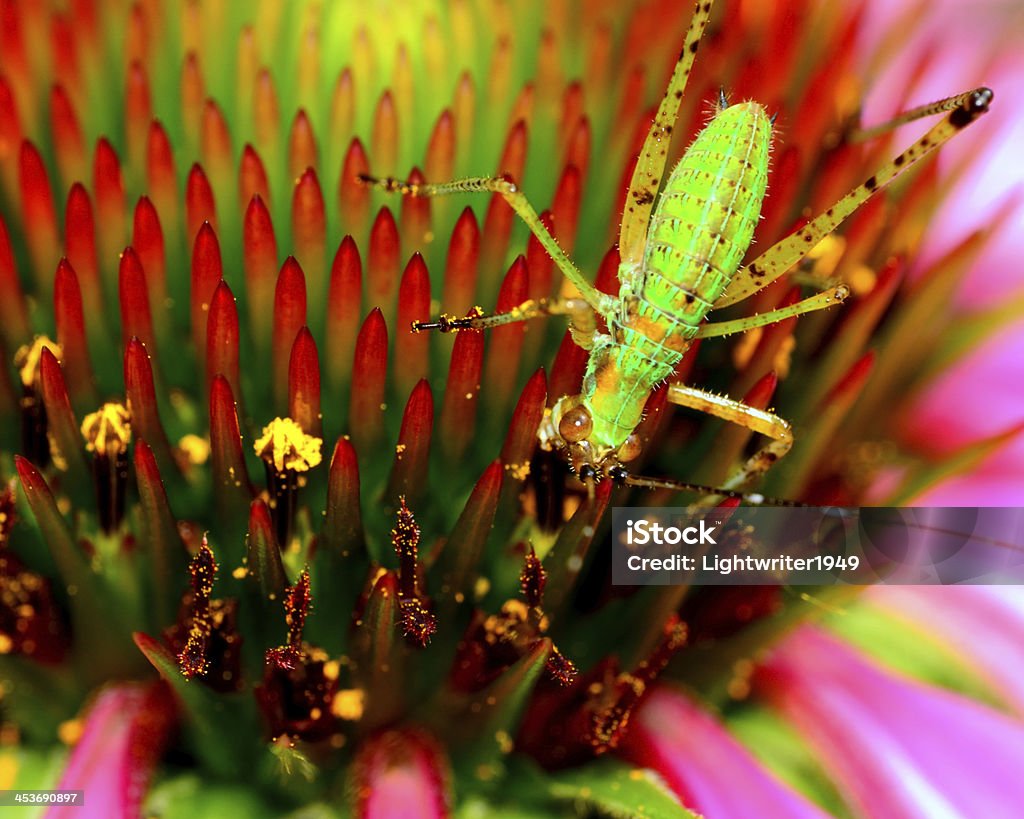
top-left (359, 173), bottom-right (613, 315)
top-left (666, 383), bottom-right (793, 490)
top-left (715, 87), bottom-right (992, 309)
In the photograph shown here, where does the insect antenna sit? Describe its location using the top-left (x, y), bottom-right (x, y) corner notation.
top-left (614, 469), bottom-right (808, 508)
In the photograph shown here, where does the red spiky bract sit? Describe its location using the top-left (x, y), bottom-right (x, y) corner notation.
top-left (339, 138), bottom-right (371, 238)
top-left (93, 138), bottom-right (127, 266)
top-left (289, 327), bottom-right (322, 438)
top-left (322, 436), bottom-right (363, 557)
top-left (387, 380), bottom-right (434, 504)
top-left (186, 163), bottom-right (217, 239)
top-left (756, 146), bottom-right (801, 247)
top-left (329, 69), bottom-right (355, 154)
top-left (394, 254), bottom-right (431, 398)
top-left (482, 121), bottom-right (528, 280)
top-left (349, 308), bottom-right (388, 454)
top-left (368, 207), bottom-right (401, 314)
top-left (146, 121), bottom-right (178, 233)
top-left (526, 211), bottom-right (557, 302)
top-left (190, 222), bottom-right (223, 372)
top-left (254, 69), bottom-right (281, 158)
top-left (50, 84), bottom-right (87, 184)
top-left (125, 60), bottom-right (151, 172)
top-left (483, 257), bottom-right (529, 412)
top-left (291, 168), bottom-right (326, 307)
top-left (64, 184), bottom-right (100, 314)
top-left (38, 347), bottom-right (88, 483)
top-left (242, 194), bottom-right (277, 358)
top-left (288, 110), bottom-right (318, 180)
top-left (440, 319), bottom-right (484, 460)
top-left (443, 207), bottom-right (480, 318)
top-left (551, 165), bottom-right (582, 255)
top-left (207, 280), bottom-right (241, 400)
top-left (400, 168), bottom-right (431, 254)
top-left (425, 109), bottom-right (455, 185)
top-left (181, 53), bottom-right (205, 148)
top-left (548, 331), bottom-right (588, 406)
top-left (132, 197), bottom-right (168, 335)
top-left (272, 257), bottom-right (307, 414)
top-left (501, 368), bottom-right (548, 475)
top-left (326, 236), bottom-right (363, 395)
top-left (240, 146), bottom-right (271, 211)
top-left (209, 374), bottom-right (253, 517)
top-left (118, 246), bottom-right (156, 355)
top-left (54, 259), bottom-right (96, 410)
top-left (18, 141), bottom-right (59, 281)
top-left (0, 217), bottom-right (29, 346)
top-left (124, 337), bottom-right (176, 480)
top-left (200, 99), bottom-right (233, 187)
top-left (372, 90), bottom-right (398, 176)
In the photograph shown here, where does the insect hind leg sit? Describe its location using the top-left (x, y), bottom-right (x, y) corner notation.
top-left (714, 87), bottom-right (993, 309)
top-left (666, 383), bottom-right (793, 491)
top-left (360, 173), bottom-right (612, 315)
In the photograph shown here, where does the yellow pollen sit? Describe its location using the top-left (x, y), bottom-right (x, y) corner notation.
top-left (58, 718), bottom-right (83, 746)
top-left (254, 417), bottom-right (323, 472)
top-left (179, 434), bottom-right (211, 465)
top-left (331, 688), bottom-right (365, 720)
top-left (81, 402), bottom-right (132, 457)
top-left (14, 336), bottom-right (61, 388)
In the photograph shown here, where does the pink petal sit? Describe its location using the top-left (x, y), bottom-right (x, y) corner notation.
top-left (871, 585), bottom-right (1024, 714)
top-left (45, 682), bottom-right (175, 819)
top-left (622, 686), bottom-right (830, 818)
top-left (758, 627), bottom-right (1024, 819)
top-left (353, 730), bottom-right (450, 819)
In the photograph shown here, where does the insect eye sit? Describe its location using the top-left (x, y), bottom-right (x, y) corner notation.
top-left (616, 434), bottom-right (642, 463)
top-left (558, 406), bottom-right (593, 443)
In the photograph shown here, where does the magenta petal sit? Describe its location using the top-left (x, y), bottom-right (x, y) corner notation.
top-left (758, 627), bottom-right (1024, 819)
top-left (871, 585), bottom-right (1024, 715)
top-left (354, 730), bottom-right (450, 819)
top-left (623, 686), bottom-right (829, 819)
top-left (46, 682), bottom-right (174, 819)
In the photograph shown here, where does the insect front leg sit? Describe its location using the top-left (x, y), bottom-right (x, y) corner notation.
top-left (666, 383), bottom-right (793, 491)
top-left (715, 87), bottom-right (992, 309)
top-left (359, 173), bottom-right (614, 316)
top-left (413, 297), bottom-right (599, 347)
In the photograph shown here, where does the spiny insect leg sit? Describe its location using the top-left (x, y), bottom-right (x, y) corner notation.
top-left (619, 0), bottom-right (715, 269)
top-left (412, 297), bottom-right (596, 336)
top-left (666, 383), bottom-right (793, 491)
top-left (695, 285), bottom-right (849, 338)
top-left (360, 173), bottom-right (611, 313)
top-left (715, 87), bottom-right (993, 309)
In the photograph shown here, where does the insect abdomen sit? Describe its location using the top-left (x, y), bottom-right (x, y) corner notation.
top-left (640, 102), bottom-right (772, 326)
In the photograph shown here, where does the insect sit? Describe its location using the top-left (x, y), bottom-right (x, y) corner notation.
top-left (361, 0), bottom-right (992, 498)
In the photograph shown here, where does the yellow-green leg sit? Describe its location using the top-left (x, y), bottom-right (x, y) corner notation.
top-left (412, 296), bottom-right (598, 345)
top-left (695, 285), bottom-right (849, 338)
top-left (618, 0), bottom-right (715, 268)
top-left (666, 383), bottom-right (793, 490)
top-left (360, 173), bottom-right (613, 314)
top-left (715, 87), bottom-right (992, 309)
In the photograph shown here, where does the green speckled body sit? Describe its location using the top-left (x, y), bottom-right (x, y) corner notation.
top-left (582, 102), bottom-right (773, 452)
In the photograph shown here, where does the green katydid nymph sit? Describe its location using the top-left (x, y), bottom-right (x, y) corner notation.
top-left (361, 0), bottom-right (992, 499)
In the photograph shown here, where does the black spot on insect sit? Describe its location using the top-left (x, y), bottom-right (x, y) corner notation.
top-left (633, 189), bottom-right (655, 206)
top-left (864, 175), bottom-right (878, 191)
top-left (765, 452), bottom-right (778, 463)
top-left (802, 233), bottom-right (813, 243)
top-left (894, 155), bottom-right (905, 167)
top-left (675, 90), bottom-right (683, 100)
top-left (689, 40), bottom-right (699, 54)
top-left (685, 293), bottom-right (695, 304)
top-left (749, 263), bottom-right (764, 278)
